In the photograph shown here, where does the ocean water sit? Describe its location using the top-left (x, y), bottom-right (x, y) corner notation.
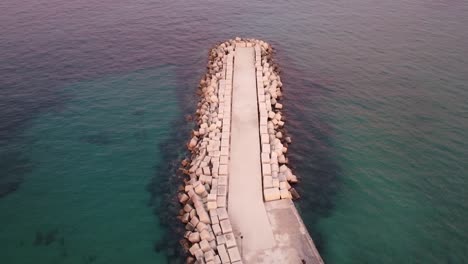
top-left (1, 0), bottom-right (467, 263)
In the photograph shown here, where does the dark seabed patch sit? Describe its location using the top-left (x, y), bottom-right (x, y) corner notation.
top-left (0, 150), bottom-right (33, 198)
top-left (33, 228), bottom-right (59, 246)
top-left (147, 117), bottom-right (192, 263)
top-left (79, 132), bottom-right (113, 146)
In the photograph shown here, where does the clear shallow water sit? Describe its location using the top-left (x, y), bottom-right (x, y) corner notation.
top-left (1, 0), bottom-right (467, 263)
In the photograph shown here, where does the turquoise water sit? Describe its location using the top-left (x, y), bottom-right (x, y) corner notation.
top-left (0, 67), bottom-right (178, 263)
top-left (1, 0), bottom-right (468, 263)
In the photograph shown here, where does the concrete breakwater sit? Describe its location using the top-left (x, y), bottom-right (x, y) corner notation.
top-left (177, 38), bottom-right (323, 264)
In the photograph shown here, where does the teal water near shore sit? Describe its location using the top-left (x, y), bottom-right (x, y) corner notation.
top-left (0, 67), bottom-right (179, 263)
top-left (1, 0), bottom-right (467, 263)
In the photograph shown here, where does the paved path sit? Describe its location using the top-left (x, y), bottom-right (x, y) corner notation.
top-left (228, 47), bottom-right (276, 260)
top-left (228, 46), bottom-right (324, 264)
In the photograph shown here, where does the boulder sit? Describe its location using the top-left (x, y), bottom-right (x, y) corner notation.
top-left (290, 188), bottom-right (300, 200)
top-left (278, 154), bottom-right (286, 164)
top-left (194, 183), bottom-right (206, 195)
top-left (188, 137), bottom-right (198, 149)
top-left (188, 232), bottom-right (201, 243)
top-left (196, 206), bottom-right (211, 224)
top-left (189, 243), bottom-right (201, 256)
top-left (200, 239), bottom-right (211, 252)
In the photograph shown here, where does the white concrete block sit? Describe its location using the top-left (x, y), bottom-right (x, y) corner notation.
top-left (217, 196), bottom-right (226, 208)
top-left (217, 244), bottom-right (230, 264)
top-left (263, 176), bottom-right (273, 188)
top-left (228, 246), bottom-right (241, 262)
top-left (218, 176), bottom-right (228, 186)
top-left (220, 155), bottom-right (229, 165)
top-left (219, 164), bottom-right (228, 175)
top-left (219, 219), bottom-right (233, 234)
top-left (262, 163), bottom-right (271, 176)
top-left (217, 208), bottom-right (228, 220)
top-left (264, 188), bottom-right (281, 201)
top-left (224, 232), bottom-right (236, 248)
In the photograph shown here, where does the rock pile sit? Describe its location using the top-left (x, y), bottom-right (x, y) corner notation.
top-left (178, 39), bottom-right (240, 264)
top-left (254, 42), bottom-right (300, 201)
top-left (178, 38), bottom-right (300, 263)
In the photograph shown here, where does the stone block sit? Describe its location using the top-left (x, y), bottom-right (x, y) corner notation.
top-left (196, 221), bottom-right (208, 232)
top-left (219, 219), bottom-right (233, 234)
top-left (190, 216), bottom-right (200, 227)
top-left (200, 239), bottom-right (211, 252)
top-left (224, 232), bottom-right (236, 248)
top-left (211, 214), bottom-right (219, 225)
top-left (188, 231), bottom-right (201, 243)
top-left (217, 244), bottom-right (230, 264)
top-left (200, 175), bottom-right (212, 185)
top-left (190, 209), bottom-right (197, 219)
top-left (258, 94), bottom-right (265, 102)
top-left (196, 206), bottom-right (211, 224)
top-left (263, 176), bottom-right (273, 188)
top-left (217, 196), bottom-right (226, 208)
top-left (279, 181), bottom-right (287, 190)
top-left (262, 144), bottom-right (271, 153)
top-left (211, 179), bottom-right (218, 189)
top-left (218, 164), bottom-right (228, 176)
top-left (261, 152), bottom-right (270, 163)
top-left (260, 125), bottom-right (268, 134)
top-left (280, 189), bottom-right (292, 199)
top-left (189, 243), bottom-right (200, 256)
top-left (220, 147), bottom-right (229, 156)
top-left (194, 249), bottom-right (204, 261)
top-left (278, 172), bottom-right (287, 182)
top-left (218, 176), bottom-right (228, 186)
top-left (205, 251), bottom-right (215, 262)
top-left (200, 229), bottom-right (211, 241)
top-left (184, 204), bottom-right (194, 213)
top-left (271, 163), bottom-right (279, 172)
top-left (262, 163), bottom-right (271, 176)
top-left (264, 188), bottom-right (281, 201)
top-left (221, 139), bottom-right (229, 147)
top-left (217, 185), bottom-right (227, 196)
top-left (207, 201), bottom-right (217, 210)
top-left (208, 193), bottom-right (217, 201)
top-left (261, 133), bottom-right (269, 144)
top-left (181, 213), bottom-right (190, 223)
top-left (220, 155), bottom-right (229, 165)
top-left (273, 178), bottom-right (280, 188)
top-left (212, 223), bottom-right (222, 236)
top-left (228, 246), bottom-right (241, 262)
top-left (216, 234), bottom-right (226, 245)
top-left (217, 208), bottom-right (228, 220)
top-left (214, 254), bottom-right (222, 264)
top-left (186, 222), bottom-right (195, 231)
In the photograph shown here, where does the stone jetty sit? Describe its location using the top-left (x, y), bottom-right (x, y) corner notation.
top-left (178, 38), bottom-right (324, 264)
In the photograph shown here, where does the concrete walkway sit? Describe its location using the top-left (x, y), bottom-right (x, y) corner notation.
top-left (228, 47), bottom-right (276, 260)
top-left (228, 46), bottom-right (324, 264)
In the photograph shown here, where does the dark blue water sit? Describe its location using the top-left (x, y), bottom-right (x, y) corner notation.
top-left (1, 0), bottom-right (467, 263)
